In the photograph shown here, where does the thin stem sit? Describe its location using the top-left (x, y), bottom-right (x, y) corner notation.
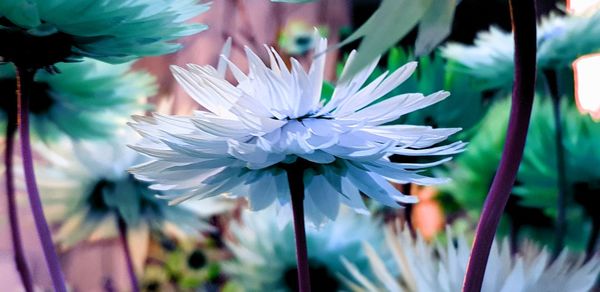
top-left (286, 166), bottom-right (311, 292)
top-left (544, 69), bottom-right (568, 256)
top-left (5, 80), bottom-right (34, 292)
top-left (16, 67), bottom-right (67, 292)
top-left (462, 0), bottom-right (537, 291)
top-left (118, 218), bottom-right (140, 292)
top-left (587, 219), bottom-right (599, 261)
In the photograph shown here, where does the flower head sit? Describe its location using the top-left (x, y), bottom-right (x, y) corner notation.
top-left (0, 0), bottom-right (209, 69)
top-left (344, 226), bottom-right (600, 292)
top-left (442, 11), bottom-right (600, 90)
top-left (223, 208), bottom-right (388, 291)
top-left (130, 36), bottom-right (464, 225)
top-left (36, 133), bottom-right (212, 249)
top-left (0, 59), bottom-right (154, 141)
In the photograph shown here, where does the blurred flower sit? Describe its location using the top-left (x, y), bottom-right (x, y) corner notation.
top-left (0, 0), bottom-right (209, 69)
top-left (142, 236), bottom-right (222, 291)
top-left (0, 59), bottom-right (154, 142)
top-left (129, 35), bottom-right (464, 226)
top-left (223, 208), bottom-right (388, 291)
top-left (343, 226), bottom-right (600, 292)
top-left (278, 20), bottom-right (325, 56)
top-left (35, 133), bottom-right (214, 272)
top-left (443, 11), bottom-right (600, 90)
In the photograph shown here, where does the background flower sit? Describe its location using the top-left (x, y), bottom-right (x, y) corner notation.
top-left (35, 133), bottom-right (214, 273)
top-left (343, 226), bottom-right (600, 292)
top-left (0, 59), bottom-right (154, 142)
top-left (0, 0), bottom-right (209, 68)
top-left (129, 36), bottom-right (465, 226)
top-left (442, 11), bottom-right (600, 91)
top-left (223, 208), bottom-right (388, 291)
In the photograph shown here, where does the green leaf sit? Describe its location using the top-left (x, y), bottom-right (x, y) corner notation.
top-left (415, 0), bottom-right (458, 56)
top-left (337, 0), bottom-right (432, 81)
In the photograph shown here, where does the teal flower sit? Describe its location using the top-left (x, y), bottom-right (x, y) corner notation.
top-left (0, 0), bottom-right (209, 69)
top-left (344, 226), bottom-right (600, 292)
top-left (440, 98), bottom-right (597, 251)
top-left (0, 59), bottom-right (155, 141)
top-left (223, 208), bottom-right (388, 291)
top-left (35, 134), bottom-right (212, 250)
top-left (443, 11), bottom-right (600, 90)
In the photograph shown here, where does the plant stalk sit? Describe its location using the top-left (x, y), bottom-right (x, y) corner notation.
top-left (118, 218), bottom-right (140, 292)
top-left (544, 69), bottom-right (568, 256)
top-left (462, 0), bottom-right (537, 291)
top-left (5, 76), bottom-right (34, 291)
top-left (16, 66), bottom-right (67, 292)
top-left (286, 166), bottom-right (311, 292)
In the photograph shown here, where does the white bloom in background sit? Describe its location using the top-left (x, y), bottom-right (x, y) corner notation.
top-left (343, 226), bottom-right (600, 292)
top-left (442, 11), bottom-right (600, 90)
top-left (129, 35), bottom-right (465, 225)
top-left (223, 207), bottom-right (388, 291)
top-left (35, 131), bottom-right (227, 248)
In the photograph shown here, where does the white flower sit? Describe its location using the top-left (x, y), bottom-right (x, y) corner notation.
top-left (223, 207), bottom-right (388, 291)
top-left (129, 35), bottom-right (465, 225)
top-left (35, 131), bottom-right (217, 249)
top-left (442, 11), bottom-right (600, 90)
top-left (343, 226), bottom-right (600, 292)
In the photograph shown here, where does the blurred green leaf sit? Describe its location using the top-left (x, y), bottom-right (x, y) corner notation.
top-left (338, 0), bottom-right (431, 81)
top-left (415, 0), bottom-right (458, 56)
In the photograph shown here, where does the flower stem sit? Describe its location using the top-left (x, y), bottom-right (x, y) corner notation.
top-left (286, 166), bottom-right (311, 292)
top-left (5, 83), bottom-right (34, 292)
top-left (544, 69), bottom-right (568, 256)
top-left (462, 0), bottom-right (537, 291)
top-left (118, 218), bottom-right (140, 292)
top-left (16, 67), bottom-right (67, 292)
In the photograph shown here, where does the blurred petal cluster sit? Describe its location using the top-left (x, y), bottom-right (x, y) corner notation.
top-left (223, 208), bottom-right (388, 291)
top-left (344, 226), bottom-right (600, 292)
top-left (0, 0), bottom-right (209, 67)
top-left (443, 11), bottom-right (600, 90)
top-left (36, 133), bottom-right (212, 249)
top-left (0, 59), bottom-right (154, 141)
top-left (129, 36), bottom-right (465, 225)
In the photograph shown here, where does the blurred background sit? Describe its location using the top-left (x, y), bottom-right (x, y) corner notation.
top-left (3, 0), bottom-right (600, 291)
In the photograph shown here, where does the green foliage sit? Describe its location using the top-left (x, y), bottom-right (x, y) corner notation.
top-left (440, 98), bottom-right (598, 251)
top-left (337, 0), bottom-right (457, 81)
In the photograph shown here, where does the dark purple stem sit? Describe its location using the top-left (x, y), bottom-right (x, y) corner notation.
top-left (5, 83), bottom-right (34, 292)
top-left (462, 0), bottom-right (537, 291)
top-left (118, 218), bottom-right (140, 292)
top-left (286, 166), bottom-right (311, 292)
top-left (16, 67), bottom-right (67, 292)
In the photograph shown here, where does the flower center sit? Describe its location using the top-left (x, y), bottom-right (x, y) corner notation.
top-left (187, 249), bottom-right (207, 270)
top-left (0, 18), bottom-right (74, 70)
top-left (283, 262), bottom-right (340, 291)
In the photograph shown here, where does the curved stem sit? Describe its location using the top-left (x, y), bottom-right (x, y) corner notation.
top-left (462, 1), bottom-right (537, 291)
top-left (544, 69), bottom-right (568, 256)
top-left (5, 86), bottom-right (34, 292)
top-left (118, 218), bottom-right (140, 292)
top-left (16, 67), bottom-right (67, 292)
top-left (286, 166), bottom-right (311, 292)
